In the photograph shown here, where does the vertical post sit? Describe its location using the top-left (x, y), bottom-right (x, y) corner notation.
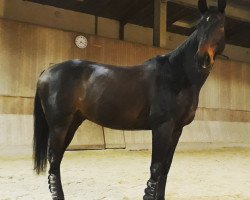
top-left (119, 21), bottom-right (125, 40)
top-left (95, 16), bottom-right (98, 35)
top-left (153, 0), bottom-right (167, 48)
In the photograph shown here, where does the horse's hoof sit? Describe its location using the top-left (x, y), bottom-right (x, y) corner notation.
top-left (52, 193), bottom-right (64, 200)
top-left (51, 190), bottom-right (64, 200)
top-left (51, 192), bottom-right (64, 200)
top-left (143, 194), bottom-right (155, 200)
top-left (144, 179), bottom-right (165, 200)
top-left (144, 179), bottom-right (157, 195)
top-left (143, 195), bottom-right (165, 200)
top-left (51, 193), bottom-right (64, 199)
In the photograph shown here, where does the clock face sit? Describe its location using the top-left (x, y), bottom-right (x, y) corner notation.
top-left (75, 35), bottom-right (87, 48)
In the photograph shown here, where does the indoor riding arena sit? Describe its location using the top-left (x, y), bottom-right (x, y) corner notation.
top-left (0, 1), bottom-right (249, 200)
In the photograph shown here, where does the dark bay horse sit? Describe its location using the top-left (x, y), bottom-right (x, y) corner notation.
top-left (33, 0), bottom-right (227, 199)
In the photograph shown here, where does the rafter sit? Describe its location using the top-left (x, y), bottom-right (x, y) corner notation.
top-left (153, 0), bottom-right (166, 47)
top-left (170, 0), bottom-right (250, 23)
top-left (120, 1), bottom-right (153, 25)
top-left (226, 21), bottom-right (249, 39)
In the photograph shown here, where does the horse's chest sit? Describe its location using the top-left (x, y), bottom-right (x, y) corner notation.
top-left (175, 87), bottom-right (199, 126)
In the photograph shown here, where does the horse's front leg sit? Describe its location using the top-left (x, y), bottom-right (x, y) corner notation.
top-left (143, 121), bottom-right (181, 200)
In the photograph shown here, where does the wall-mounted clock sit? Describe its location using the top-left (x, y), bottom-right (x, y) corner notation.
top-left (75, 35), bottom-right (88, 49)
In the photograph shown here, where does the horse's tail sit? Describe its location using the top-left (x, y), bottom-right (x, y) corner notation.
top-left (33, 88), bottom-right (49, 174)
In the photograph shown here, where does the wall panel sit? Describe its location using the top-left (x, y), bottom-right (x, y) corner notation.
top-left (195, 108), bottom-right (250, 122)
top-left (0, 114), bottom-right (105, 150)
top-left (199, 59), bottom-right (250, 111)
top-left (1, 96), bottom-right (249, 123)
top-left (0, 114), bottom-right (33, 146)
top-left (0, 96), bottom-right (33, 114)
top-left (97, 17), bottom-right (119, 39)
top-left (1, 0), bottom-right (250, 64)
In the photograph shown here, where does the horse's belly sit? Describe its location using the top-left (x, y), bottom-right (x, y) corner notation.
top-left (80, 92), bottom-right (151, 130)
top-left (87, 107), bottom-right (151, 130)
top-left (97, 117), bottom-right (151, 130)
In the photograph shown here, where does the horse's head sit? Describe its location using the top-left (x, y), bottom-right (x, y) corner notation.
top-left (195, 0), bottom-right (227, 72)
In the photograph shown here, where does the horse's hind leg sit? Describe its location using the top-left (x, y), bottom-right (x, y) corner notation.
top-left (63, 111), bottom-right (85, 151)
top-left (48, 120), bottom-right (70, 200)
top-left (48, 112), bottom-right (85, 200)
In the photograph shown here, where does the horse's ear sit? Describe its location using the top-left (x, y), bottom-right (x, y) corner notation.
top-left (198, 0), bottom-right (208, 14)
top-left (218, 0), bottom-right (227, 13)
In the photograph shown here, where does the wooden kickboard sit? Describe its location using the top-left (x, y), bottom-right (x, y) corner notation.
top-left (68, 120), bottom-right (105, 150)
top-left (103, 128), bottom-right (125, 149)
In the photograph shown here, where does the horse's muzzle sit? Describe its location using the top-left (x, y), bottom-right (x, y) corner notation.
top-left (195, 53), bottom-right (214, 72)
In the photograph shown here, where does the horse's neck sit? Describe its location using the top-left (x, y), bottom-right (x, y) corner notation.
top-left (168, 30), bottom-right (209, 90)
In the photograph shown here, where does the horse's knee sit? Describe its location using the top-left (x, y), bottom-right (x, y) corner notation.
top-left (150, 163), bottom-right (163, 180)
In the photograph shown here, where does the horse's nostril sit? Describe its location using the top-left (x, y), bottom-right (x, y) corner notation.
top-left (205, 54), bottom-right (210, 64)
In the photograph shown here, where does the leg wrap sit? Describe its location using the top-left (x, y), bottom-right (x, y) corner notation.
top-left (48, 174), bottom-right (64, 200)
top-left (48, 150), bottom-right (64, 200)
top-left (143, 163), bottom-right (167, 200)
top-left (143, 176), bottom-right (167, 200)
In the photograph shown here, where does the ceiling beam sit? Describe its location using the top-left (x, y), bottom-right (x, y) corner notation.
top-left (120, 1), bottom-right (152, 25)
top-left (153, 0), bottom-right (167, 47)
top-left (226, 22), bottom-right (249, 39)
top-left (26, 0), bottom-right (114, 19)
top-left (167, 7), bottom-right (188, 26)
top-left (119, 21), bottom-right (125, 40)
top-left (170, 0), bottom-right (250, 23)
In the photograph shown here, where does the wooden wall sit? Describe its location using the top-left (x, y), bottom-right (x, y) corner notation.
top-left (1, 0), bottom-right (250, 64)
top-left (0, 18), bottom-right (249, 151)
